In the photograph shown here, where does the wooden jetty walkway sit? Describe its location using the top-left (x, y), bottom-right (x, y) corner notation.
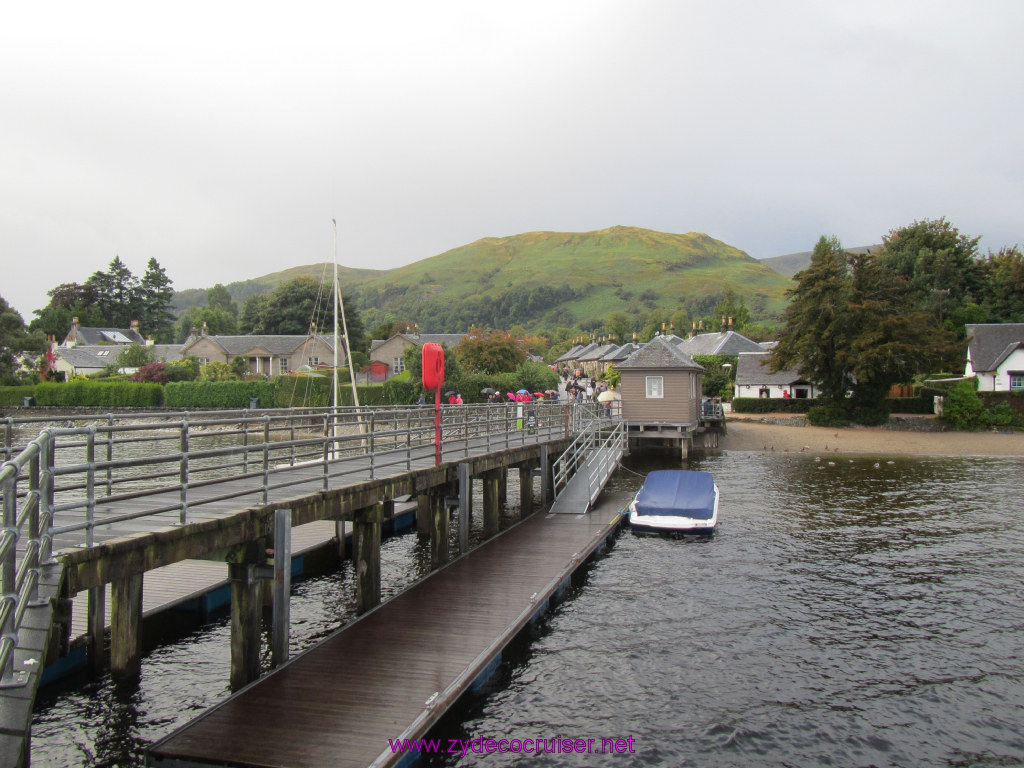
top-left (148, 486), bottom-right (631, 768)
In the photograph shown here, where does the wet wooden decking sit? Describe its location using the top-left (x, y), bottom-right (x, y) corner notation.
top-left (147, 491), bottom-right (630, 768)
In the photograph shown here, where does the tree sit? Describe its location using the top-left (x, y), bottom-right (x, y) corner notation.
top-left (88, 256), bottom-right (141, 327)
top-left (29, 283), bottom-right (104, 339)
top-left (711, 289), bottom-right (751, 330)
top-left (174, 306), bottom-right (238, 342)
top-left (206, 284), bottom-right (238, 318)
top-left (772, 236), bottom-right (961, 426)
top-left (140, 258), bottom-right (175, 342)
top-left (116, 344), bottom-right (154, 370)
top-left (230, 355), bottom-right (250, 377)
top-left (771, 236), bottom-right (856, 410)
top-left (980, 246), bottom-right (1024, 322)
top-left (454, 329), bottom-right (526, 374)
top-left (605, 311), bottom-right (632, 343)
top-left (238, 294), bottom-right (271, 335)
top-left (877, 218), bottom-right (983, 328)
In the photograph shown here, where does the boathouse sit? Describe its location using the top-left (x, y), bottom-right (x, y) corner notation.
top-left (614, 335), bottom-right (704, 452)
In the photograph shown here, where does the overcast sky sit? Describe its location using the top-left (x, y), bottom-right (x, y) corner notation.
top-left (3, 1), bottom-right (1022, 320)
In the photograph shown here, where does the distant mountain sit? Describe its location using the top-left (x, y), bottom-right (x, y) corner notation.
top-left (174, 226), bottom-right (796, 332)
top-left (760, 245), bottom-right (881, 278)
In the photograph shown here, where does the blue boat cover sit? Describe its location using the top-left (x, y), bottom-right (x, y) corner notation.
top-left (633, 470), bottom-right (716, 519)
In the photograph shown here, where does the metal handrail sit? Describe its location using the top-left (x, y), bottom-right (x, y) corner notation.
top-left (0, 401), bottom-right (611, 687)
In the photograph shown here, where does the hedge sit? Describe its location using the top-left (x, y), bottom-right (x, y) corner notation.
top-left (0, 385), bottom-right (36, 406)
top-left (33, 380), bottom-right (164, 408)
top-left (731, 398), bottom-right (814, 414)
top-left (271, 376), bottom-right (385, 408)
top-left (164, 380), bottom-right (275, 409)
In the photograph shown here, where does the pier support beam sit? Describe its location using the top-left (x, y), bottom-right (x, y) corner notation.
top-left (498, 466), bottom-right (508, 507)
top-left (681, 436), bottom-right (690, 460)
top-left (86, 585), bottom-right (105, 674)
top-left (519, 465), bottom-right (534, 519)
top-left (110, 573), bottom-right (143, 679)
top-left (429, 491), bottom-right (449, 569)
top-left (482, 470), bottom-right (501, 539)
top-left (229, 543), bottom-right (264, 691)
top-left (270, 508), bottom-right (292, 669)
top-left (334, 520), bottom-right (347, 559)
top-left (540, 445), bottom-right (551, 506)
top-left (458, 463), bottom-right (471, 555)
top-left (353, 504), bottom-right (382, 614)
top-left (416, 493), bottom-right (431, 537)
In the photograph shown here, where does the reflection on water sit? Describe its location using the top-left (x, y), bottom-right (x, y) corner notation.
top-left (32, 449), bottom-right (1024, 767)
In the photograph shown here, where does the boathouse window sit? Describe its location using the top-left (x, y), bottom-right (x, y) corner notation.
top-left (1011, 372), bottom-right (1024, 390)
top-left (645, 376), bottom-right (664, 398)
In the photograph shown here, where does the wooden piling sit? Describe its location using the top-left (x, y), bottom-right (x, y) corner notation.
top-left (483, 470), bottom-right (501, 539)
top-left (429, 491), bottom-right (449, 569)
top-left (109, 573), bottom-right (142, 679)
top-left (86, 585), bottom-right (105, 674)
top-left (519, 465), bottom-right (534, 518)
top-left (416, 493), bottom-right (431, 537)
top-left (228, 543), bottom-right (264, 691)
top-left (353, 504), bottom-right (382, 614)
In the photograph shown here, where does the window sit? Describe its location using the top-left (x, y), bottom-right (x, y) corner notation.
top-left (645, 375), bottom-right (664, 399)
top-left (1011, 372), bottom-right (1024, 390)
top-left (308, 357), bottom-right (320, 367)
top-left (280, 357), bottom-right (289, 374)
top-left (393, 356), bottom-right (405, 374)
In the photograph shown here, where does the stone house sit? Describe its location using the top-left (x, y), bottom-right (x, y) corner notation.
top-left (180, 333), bottom-right (337, 377)
top-left (63, 317), bottom-right (145, 347)
top-left (368, 333), bottom-right (466, 379)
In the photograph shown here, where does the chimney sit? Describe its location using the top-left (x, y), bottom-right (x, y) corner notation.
top-left (721, 316), bottom-right (727, 332)
top-left (146, 334), bottom-right (154, 347)
top-left (728, 317), bottom-right (734, 329)
top-left (130, 319), bottom-right (140, 335)
top-left (690, 321), bottom-right (697, 339)
top-left (201, 321), bottom-right (209, 336)
top-left (698, 320), bottom-right (704, 331)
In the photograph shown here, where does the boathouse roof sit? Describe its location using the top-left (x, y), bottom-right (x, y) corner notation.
top-left (617, 335), bottom-right (703, 370)
top-left (965, 323), bottom-right (1024, 372)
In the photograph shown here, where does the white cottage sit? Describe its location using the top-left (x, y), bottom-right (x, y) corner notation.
top-left (965, 323), bottom-right (1024, 392)
top-left (734, 352), bottom-right (817, 399)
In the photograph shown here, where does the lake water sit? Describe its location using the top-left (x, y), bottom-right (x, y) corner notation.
top-left (31, 448), bottom-right (1024, 767)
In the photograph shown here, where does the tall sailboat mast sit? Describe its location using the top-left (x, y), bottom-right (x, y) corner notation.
top-left (332, 218), bottom-right (360, 409)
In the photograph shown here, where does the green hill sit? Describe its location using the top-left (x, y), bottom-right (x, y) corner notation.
top-left (174, 226), bottom-right (794, 332)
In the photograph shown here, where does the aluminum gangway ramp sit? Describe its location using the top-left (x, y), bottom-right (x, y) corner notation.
top-left (550, 420), bottom-right (626, 514)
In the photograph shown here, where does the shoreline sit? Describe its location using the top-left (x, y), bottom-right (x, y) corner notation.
top-left (718, 416), bottom-right (1024, 457)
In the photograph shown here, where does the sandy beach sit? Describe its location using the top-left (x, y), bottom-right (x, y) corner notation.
top-left (720, 415), bottom-right (1024, 458)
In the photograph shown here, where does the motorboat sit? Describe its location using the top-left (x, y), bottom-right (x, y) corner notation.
top-left (628, 470), bottom-right (719, 535)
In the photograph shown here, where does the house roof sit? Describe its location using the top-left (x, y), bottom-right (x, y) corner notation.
top-left (735, 352), bottom-right (809, 386)
top-left (54, 346), bottom-right (113, 371)
top-left (369, 333), bottom-right (465, 353)
top-left (578, 344), bottom-right (617, 362)
top-left (185, 335), bottom-right (336, 356)
top-left (965, 323), bottom-right (1024, 372)
top-left (554, 345), bottom-right (584, 363)
top-left (602, 343), bottom-right (639, 362)
top-left (677, 330), bottom-right (765, 356)
top-left (66, 327), bottom-right (145, 346)
top-left (616, 335), bottom-right (703, 370)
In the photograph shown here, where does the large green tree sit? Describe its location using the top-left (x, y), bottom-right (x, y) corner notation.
top-left (771, 236), bottom-right (855, 407)
top-left (772, 235), bottom-right (960, 425)
top-left (140, 258), bottom-right (175, 342)
top-left (454, 329), bottom-right (527, 374)
top-left (262, 278), bottom-right (366, 352)
top-left (980, 246), bottom-right (1024, 322)
top-left (87, 256), bottom-right (141, 327)
top-left (29, 283), bottom-right (104, 339)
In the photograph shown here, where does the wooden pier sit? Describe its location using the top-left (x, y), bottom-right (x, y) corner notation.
top-left (147, 490), bottom-right (630, 768)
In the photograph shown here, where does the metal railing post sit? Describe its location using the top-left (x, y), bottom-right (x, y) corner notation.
top-left (85, 427), bottom-right (96, 547)
top-left (39, 432), bottom-right (54, 565)
top-left (0, 461), bottom-right (18, 684)
top-left (26, 451), bottom-right (40, 604)
top-left (369, 412), bottom-right (376, 479)
top-left (262, 415), bottom-right (271, 504)
top-left (105, 414), bottom-right (114, 497)
top-left (180, 417), bottom-right (189, 526)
